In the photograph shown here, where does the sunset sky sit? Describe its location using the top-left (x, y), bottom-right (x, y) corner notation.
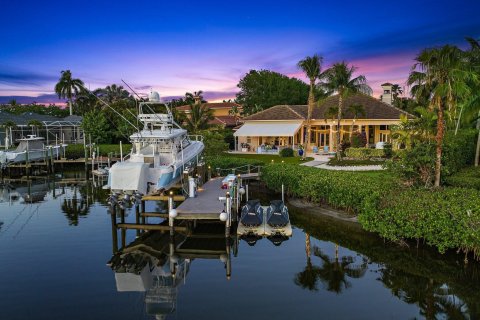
top-left (1, 0), bottom-right (479, 104)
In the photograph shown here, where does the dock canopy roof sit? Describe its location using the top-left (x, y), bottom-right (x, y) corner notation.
top-left (233, 121), bottom-right (302, 137)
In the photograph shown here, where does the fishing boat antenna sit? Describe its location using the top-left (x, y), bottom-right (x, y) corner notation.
top-left (78, 83), bottom-right (140, 132)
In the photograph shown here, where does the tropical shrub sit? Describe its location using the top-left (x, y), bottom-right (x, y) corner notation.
top-left (383, 143), bottom-right (393, 158)
top-left (350, 132), bottom-right (367, 148)
top-left (445, 166), bottom-right (480, 190)
top-left (384, 143), bottom-right (436, 187)
top-left (279, 147), bottom-right (294, 157)
top-left (262, 163), bottom-right (393, 214)
top-left (360, 188), bottom-right (480, 258)
top-left (345, 148), bottom-right (385, 159)
top-left (386, 129), bottom-right (477, 186)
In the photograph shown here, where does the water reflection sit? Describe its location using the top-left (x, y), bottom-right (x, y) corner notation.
top-left (290, 206), bottom-right (480, 319)
top-left (109, 225), bottom-right (236, 319)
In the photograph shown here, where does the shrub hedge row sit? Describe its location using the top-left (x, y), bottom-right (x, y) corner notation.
top-left (345, 148), bottom-right (385, 159)
top-left (445, 166), bottom-right (480, 190)
top-left (261, 163), bottom-right (480, 258)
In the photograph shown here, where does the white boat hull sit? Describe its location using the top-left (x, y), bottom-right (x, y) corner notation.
top-left (108, 141), bottom-right (204, 194)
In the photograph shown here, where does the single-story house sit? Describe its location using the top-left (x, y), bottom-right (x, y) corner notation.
top-left (0, 111), bottom-right (84, 147)
top-left (233, 93), bottom-right (413, 153)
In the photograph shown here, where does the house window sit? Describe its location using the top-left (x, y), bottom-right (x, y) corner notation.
top-left (379, 125), bottom-right (389, 130)
top-left (247, 137), bottom-right (251, 144)
top-left (384, 90), bottom-right (390, 94)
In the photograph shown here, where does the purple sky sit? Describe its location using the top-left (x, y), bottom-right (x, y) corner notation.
top-left (1, 0), bottom-right (479, 104)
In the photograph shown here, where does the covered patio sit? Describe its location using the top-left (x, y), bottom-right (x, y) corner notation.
top-left (233, 120), bottom-right (302, 154)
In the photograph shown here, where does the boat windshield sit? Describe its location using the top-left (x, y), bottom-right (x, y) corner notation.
top-left (15, 140), bottom-right (44, 152)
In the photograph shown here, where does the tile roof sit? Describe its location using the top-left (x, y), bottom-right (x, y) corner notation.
top-left (176, 102), bottom-right (242, 111)
top-left (209, 115), bottom-right (241, 127)
top-left (243, 94), bottom-right (414, 121)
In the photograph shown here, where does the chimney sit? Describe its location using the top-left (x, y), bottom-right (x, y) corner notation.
top-left (194, 95), bottom-right (201, 105)
top-left (380, 83), bottom-right (393, 105)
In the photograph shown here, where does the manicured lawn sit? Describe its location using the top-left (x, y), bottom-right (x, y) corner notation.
top-left (224, 153), bottom-right (313, 164)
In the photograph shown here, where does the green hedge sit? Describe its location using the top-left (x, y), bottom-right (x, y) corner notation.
top-left (261, 163), bottom-right (480, 259)
top-left (441, 129), bottom-right (477, 177)
top-left (345, 148), bottom-right (385, 159)
top-left (360, 188), bottom-right (480, 256)
top-left (279, 147), bottom-right (294, 157)
top-left (262, 163), bottom-right (392, 213)
top-left (445, 166), bottom-right (480, 190)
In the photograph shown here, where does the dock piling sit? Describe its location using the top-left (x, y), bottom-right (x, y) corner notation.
top-left (168, 192), bottom-right (175, 236)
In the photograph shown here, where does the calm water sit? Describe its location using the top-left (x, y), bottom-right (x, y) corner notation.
top-left (0, 171), bottom-right (479, 320)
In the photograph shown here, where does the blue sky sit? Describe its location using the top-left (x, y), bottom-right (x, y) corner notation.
top-left (1, 0), bottom-right (479, 103)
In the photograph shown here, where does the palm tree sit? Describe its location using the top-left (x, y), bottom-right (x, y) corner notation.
top-left (94, 84), bottom-right (131, 104)
top-left (297, 54), bottom-right (323, 159)
top-left (8, 99), bottom-right (18, 106)
top-left (27, 119), bottom-right (43, 136)
top-left (54, 70), bottom-right (84, 116)
top-left (321, 62), bottom-right (372, 160)
top-left (347, 104), bottom-right (365, 141)
top-left (185, 90), bottom-right (205, 104)
top-left (184, 103), bottom-right (214, 133)
top-left (391, 84), bottom-right (403, 100)
top-left (407, 45), bottom-right (475, 187)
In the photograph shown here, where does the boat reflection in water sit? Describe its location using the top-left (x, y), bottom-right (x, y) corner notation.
top-left (108, 223), bottom-right (237, 319)
top-left (0, 181), bottom-right (50, 204)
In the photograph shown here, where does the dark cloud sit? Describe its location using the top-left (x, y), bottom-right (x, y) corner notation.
top-left (0, 69), bottom-right (58, 86)
top-left (0, 94), bottom-right (64, 104)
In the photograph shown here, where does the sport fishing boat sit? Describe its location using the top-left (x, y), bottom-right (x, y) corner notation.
top-left (0, 135), bottom-right (62, 168)
top-left (108, 91), bottom-right (204, 195)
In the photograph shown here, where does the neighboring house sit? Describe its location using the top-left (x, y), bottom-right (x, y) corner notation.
top-left (176, 101), bottom-right (243, 129)
top-left (0, 111), bottom-right (84, 147)
top-left (379, 83), bottom-right (394, 105)
top-left (233, 93), bottom-right (413, 153)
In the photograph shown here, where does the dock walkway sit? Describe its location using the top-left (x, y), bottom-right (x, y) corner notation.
top-left (176, 177), bottom-right (226, 219)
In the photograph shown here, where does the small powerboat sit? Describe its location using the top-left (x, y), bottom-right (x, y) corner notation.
top-left (264, 200), bottom-right (292, 237)
top-left (266, 200), bottom-right (289, 227)
top-left (240, 199), bottom-right (263, 227)
top-left (237, 199), bottom-right (264, 236)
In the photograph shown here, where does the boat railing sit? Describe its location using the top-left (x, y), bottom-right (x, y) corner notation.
top-left (188, 135), bottom-right (204, 142)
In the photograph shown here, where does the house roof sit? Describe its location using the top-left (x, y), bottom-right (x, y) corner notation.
top-left (381, 82), bottom-right (393, 86)
top-left (243, 94), bottom-right (414, 121)
top-left (209, 115), bottom-right (241, 127)
top-left (176, 102), bottom-right (242, 111)
top-left (0, 110), bottom-right (83, 126)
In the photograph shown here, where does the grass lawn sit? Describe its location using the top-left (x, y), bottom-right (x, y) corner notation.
top-left (223, 153), bottom-right (313, 164)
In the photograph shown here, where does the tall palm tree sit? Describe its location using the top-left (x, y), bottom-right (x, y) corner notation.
top-left (297, 54), bottom-right (323, 159)
top-left (407, 45), bottom-right (475, 187)
top-left (94, 84), bottom-right (131, 104)
top-left (184, 103), bottom-right (214, 133)
top-left (391, 84), bottom-right (403, 100)
top-left (347, 104), bottom-right (365, 140)
top-left (27, 119), bottom-right (43, 136)
top-left (54, 70), bottom-right (84, 116)
top-left (321, 62), bottom-right (372, 160)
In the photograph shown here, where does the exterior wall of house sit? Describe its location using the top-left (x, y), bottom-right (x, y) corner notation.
top-left (235, 118), bottom-right (398, 153)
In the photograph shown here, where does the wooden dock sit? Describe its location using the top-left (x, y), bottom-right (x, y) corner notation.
top-left (176, 177), bottom-right (226, 220)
